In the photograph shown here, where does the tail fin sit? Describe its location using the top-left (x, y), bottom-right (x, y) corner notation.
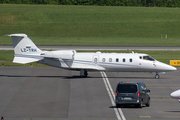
top-left (6, 34), bottom-right (43, 64)
top-left (6, 34), bottom-right (42, 54)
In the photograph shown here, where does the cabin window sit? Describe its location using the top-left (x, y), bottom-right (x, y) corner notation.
top-left (116, 58), bottom-right (119, 62)
top-left (123, 58), bottom-right (126, 62)
top-left (139, 56), bottom-right (142, 59)
top-left (130, 58), bottom-right (132, 62)
top-left (102, 58), bottom-right (105, 62)
top-left (109, 58), bottom-right (112, 62)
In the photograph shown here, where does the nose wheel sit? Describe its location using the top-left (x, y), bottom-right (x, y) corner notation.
top-left (155, 74), bottom-right (160, 79)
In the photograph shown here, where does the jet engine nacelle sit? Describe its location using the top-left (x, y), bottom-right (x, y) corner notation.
top-left (43, 50), bottom-right (76, 60)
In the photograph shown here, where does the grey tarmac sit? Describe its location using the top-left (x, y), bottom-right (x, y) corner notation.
top-left (0, 67), bottom-right (180, 120)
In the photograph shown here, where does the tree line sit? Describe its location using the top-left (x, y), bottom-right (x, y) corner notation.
top-left (1, 0), bottom-right (180, 7)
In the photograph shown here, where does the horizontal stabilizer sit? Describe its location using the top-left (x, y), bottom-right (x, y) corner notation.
top-left (5, 34), bottom-right (27, 37)
top-left (13, 56), bottom-right (43, 64)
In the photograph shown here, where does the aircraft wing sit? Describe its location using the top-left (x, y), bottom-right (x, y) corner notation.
top-left (71, 65), bottom-right (106, 71)
top-left (58, 58), bottom-right (106, 71)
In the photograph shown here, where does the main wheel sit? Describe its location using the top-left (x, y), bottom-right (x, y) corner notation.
top-left (138, 100), bottom-right (143, 108)
top-left (84, 70), bottom-right (88, 77)
top-left (146, 98), bottom-right (150, 107)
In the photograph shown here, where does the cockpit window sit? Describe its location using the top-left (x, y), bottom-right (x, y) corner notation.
top-left (143, 56), bottom-right (155, 61)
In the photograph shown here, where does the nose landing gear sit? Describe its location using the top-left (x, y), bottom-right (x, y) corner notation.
top-left (155, 74), bottom-right (160, 79)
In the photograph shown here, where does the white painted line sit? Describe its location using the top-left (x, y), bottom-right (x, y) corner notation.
top-left (101, 72), bottom-right (121, 120)
top-left (101, 72), bottom-right (126, 120)
top-left (102, 72), bottom-right (126, 120)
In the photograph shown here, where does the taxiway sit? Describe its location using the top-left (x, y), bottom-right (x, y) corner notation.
top-left (0, 67), bottom-right (180, 120)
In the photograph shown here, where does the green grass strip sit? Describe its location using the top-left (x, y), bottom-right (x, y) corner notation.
top-left (1, 5), bottom-right (180, 46)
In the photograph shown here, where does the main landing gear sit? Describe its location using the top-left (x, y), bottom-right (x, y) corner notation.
top-left (80, 69), bottom-right (88, 77)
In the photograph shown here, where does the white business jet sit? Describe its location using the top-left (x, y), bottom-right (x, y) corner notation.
top-left (6, 34), bottom-right (176, 78)
top-left (170, 89), bottom-right (180, 102)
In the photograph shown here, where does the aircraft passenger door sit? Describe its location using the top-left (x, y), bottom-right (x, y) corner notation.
top-left (93, 55), bottom-right (99, 65)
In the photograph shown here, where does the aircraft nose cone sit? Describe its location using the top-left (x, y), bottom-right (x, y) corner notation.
top-left (170, 89), bottom-right (180, 98)
top-left (157, 61), bottom-right (177, 71)
top-left (168, 65), bottom-right (177, 71)
top-left (170, 92), bottom-right (176, 98)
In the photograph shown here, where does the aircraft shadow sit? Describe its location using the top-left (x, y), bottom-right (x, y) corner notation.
top-left (0, 74), bottom-right (94, 79)
top-left (0, 75), bottom-right (67, 78)
top-left (60, 76), bottom-right (155, 79)
top-left (0, 74), bottom-right (155, 79)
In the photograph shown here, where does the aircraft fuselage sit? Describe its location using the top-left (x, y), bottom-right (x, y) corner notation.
top-left (39, 50), bottom-right (176, 73)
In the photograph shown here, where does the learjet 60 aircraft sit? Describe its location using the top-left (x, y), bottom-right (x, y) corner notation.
top-left (6, 34), bottom-right (176, 78)
top-left (170, 89), bottom-right (180, 103)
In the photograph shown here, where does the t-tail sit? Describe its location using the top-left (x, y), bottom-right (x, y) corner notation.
top-left (6, 34), bottom-right (43, 64)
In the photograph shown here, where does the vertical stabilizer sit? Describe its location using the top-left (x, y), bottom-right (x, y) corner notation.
top-left (6, 34), bottom-right (42, 55)
top-left (6, 34), bottom-right (43, 64)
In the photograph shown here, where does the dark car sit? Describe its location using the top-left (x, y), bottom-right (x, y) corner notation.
top-left (115, 81), bottom-right (150, 108)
